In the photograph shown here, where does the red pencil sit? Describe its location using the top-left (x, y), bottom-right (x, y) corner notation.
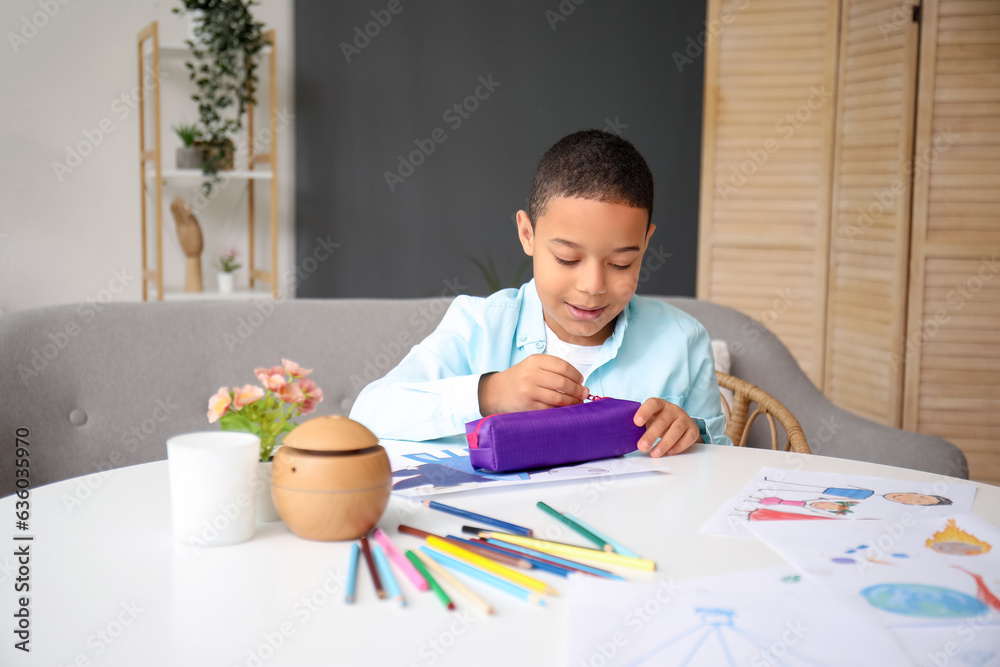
top-left (359, 535), bottom-right (386, 600)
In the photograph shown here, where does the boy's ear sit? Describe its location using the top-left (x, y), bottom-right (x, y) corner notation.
top-left (645, 223), bottom-right (656, 247)
top-left (515, 210), bottom-right (535, 256)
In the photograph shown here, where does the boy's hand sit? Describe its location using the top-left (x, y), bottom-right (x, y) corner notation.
top-left (634, 398), bottom-right (701, 457)
top-left (479, 354), bottom-right (588, 416)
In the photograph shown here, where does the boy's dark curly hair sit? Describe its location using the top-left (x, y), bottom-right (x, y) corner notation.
top-left (527, 130), bottom-right (654, 228)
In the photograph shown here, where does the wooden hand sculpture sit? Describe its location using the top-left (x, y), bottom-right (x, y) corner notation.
top-left (170, 196), bottom-right (204, 292)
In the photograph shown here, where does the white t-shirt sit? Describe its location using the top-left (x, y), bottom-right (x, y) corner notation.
top-left (543, 323), bottom-right (602, 381)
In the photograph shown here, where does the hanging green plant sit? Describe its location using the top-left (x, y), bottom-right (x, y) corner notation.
top-left (172, 0), bottom-right (268, 197)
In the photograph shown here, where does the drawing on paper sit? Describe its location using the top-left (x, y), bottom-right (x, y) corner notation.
top-left (926, 519), bottom-right (993, 556)
top-left (829, 544), bottom-right (910, 566)
top-left (631, 606), bottom-right (830, 667)
top-left (860, 583), bottom-right (989, 619)
top-left (952, 567), bottom-right (1000, 612)
top-left (391, 450), bottom-right (529, 492)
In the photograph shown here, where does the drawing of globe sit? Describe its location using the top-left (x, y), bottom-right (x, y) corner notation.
top-left (861, 583), bottom-right (988, 618)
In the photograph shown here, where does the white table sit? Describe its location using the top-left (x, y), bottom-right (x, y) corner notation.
top-left (2, 444), bottom-right (997, 667)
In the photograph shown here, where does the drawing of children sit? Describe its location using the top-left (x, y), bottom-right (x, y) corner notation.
top-left (882, 493), bottom-right (953, 506)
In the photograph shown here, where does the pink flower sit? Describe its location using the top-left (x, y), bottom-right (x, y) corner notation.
top-left (233, 384), bottom-right (265, 409)
top-left (207, 387), bottom-right (232, 423)
top-left (299, 379), bottom-right (324, 415)
top-left (278, 381), bottom-right (305, 404)
top-left (255, 365), bottom-right (286, 392)
top-left (282, 358), bottom-right (312, 379)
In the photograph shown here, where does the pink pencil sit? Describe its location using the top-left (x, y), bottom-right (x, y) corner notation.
top-left (373, 528), bottom-right (429, 591)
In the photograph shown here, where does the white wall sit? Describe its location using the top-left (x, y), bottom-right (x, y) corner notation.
top-left (0, 0), bottom-right (295, 314)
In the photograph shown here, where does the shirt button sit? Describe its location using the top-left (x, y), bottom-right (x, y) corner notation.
top-left (535, 342), bottom-right (544, 349)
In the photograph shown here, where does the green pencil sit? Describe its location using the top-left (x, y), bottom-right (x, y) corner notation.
top-left (536, 501), bottom-right (613, 552)
top-left (406, 550), bottom-right (455, 610)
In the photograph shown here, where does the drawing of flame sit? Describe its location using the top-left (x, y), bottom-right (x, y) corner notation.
top-left (925, 519), bottom-right (992, 555)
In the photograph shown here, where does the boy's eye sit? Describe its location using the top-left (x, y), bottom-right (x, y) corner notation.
top-left (611, 263), bottom-right (633, 271)
top-left (554, 256), bottom-right (579, 266)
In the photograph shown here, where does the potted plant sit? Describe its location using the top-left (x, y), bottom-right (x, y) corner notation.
top-left (173, 0), bottom-right (268, 197)
top-left (213, 247), bottom-right (241, 294)
top-left (207, 359), bottom-right (325, 522)
top-left (173, 123), bottom-right (203, 169)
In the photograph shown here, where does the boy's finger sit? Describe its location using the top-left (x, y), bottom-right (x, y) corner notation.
top-left (539, 370), bottom-right (588, 400)
top-left (662, 424), bottom-right (701, 456)
top-left (538, 355), bottom-right (584, 384)
top-left (633, 398), bottom-right (660, 427)
top-left (651, 419), bottom-right (689, 457)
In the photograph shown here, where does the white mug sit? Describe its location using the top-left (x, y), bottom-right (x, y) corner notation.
top-left (167, 431), bottom-right (260, 547)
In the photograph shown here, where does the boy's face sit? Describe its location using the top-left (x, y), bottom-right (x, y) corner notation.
top-left (516, 196), bottom-right (654, 346)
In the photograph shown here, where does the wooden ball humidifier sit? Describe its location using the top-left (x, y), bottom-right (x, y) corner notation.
top-left (271, 415), bottom-right (391, 541)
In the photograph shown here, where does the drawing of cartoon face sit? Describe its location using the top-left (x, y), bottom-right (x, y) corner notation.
top-left (883, 493), bottom-right (951, 506)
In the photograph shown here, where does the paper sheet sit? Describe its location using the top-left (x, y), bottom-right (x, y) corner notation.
top-left (748, 514), bottom-right (1000, 633)
top-left (701, 466), bottom-right (977, 537)
top-left (563, 571), bottom-right (912, 666)
top-left (384, 440), bottom-right (661, 497)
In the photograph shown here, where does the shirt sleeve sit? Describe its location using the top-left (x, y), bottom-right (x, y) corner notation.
top-left (682, 325), bottom-right (733, 447)
top-left (348, 297), bottom-right (486, 441)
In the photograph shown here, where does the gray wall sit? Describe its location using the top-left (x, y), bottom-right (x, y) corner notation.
top-left (295, 0), bottom-right (706, 298)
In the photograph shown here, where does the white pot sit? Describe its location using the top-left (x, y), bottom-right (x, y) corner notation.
top-left (255, 460), bottom-right (282, 523)
top-left (217, 272), bottom-right (235, 294)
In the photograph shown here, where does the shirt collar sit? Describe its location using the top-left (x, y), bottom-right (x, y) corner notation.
top-left (515, 279), bottom-right (632, 358)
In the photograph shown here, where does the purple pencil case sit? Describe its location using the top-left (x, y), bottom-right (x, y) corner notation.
top-left (465, 398), bottom-right (645, 472)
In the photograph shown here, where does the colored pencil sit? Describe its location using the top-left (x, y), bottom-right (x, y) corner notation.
top-left (423, 500), bottom-right (533, 536)
top-left (536, 501), bottom-right (613, 552)
top-left (345, 542), bottom-right (360, 604)
top-left (372, 544), bottom-right (405, 607)
top-left (406, 550), bottom-right (455, 610)
top-left (564, 512), bottom-right (640, 558)
top-left (427, 535), bottom-right (558, 596)
top-left (461, 539), bottom-right (573, 577)
top-left (420, 546), bottom-right (546, 607)
top-left (398, 525), bottom-right (527, 569)
top-left (360, 535), bottom-right (386, 599)
top-left (477, 531), bottom-right (656, 571)
top-left (415, 550), bottom-right (494, 615)
top-left (373, 528), bottom-right (429, 591)
top-left (444, 535), bottom-right (534, 569)
top-left (484, 538), bottom-right (626, 581)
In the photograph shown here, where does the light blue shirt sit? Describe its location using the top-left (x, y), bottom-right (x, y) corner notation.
top-left (350, 280), bottom-right (731, 446)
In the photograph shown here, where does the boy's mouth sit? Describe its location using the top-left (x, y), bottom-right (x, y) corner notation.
top-left (566, 303), bottom-right (607, 321)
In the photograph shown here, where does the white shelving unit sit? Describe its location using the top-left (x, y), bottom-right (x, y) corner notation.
top-left (136, 21), bottom-right (279, 301)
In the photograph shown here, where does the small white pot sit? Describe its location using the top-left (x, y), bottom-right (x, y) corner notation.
top-left (255, 460), bottom-right (282, 523)
top-left (217, 272), bottom-right (235, 294)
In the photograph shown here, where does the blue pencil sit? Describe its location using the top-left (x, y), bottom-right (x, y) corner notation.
top-left (345, 542), bottom-right (360, 604)
top-left (372, 544), bottom-right (405, 607)
top-left (564, 513), bottom-right (640, 558)
top-left (419, 546), bottom-right (547, 606)
top-left (424, 500), bottom-right (533, 536)
top-left (485, 538), bottom-right (626, 581)
top-left (446, 535), bottom-right (571, 578)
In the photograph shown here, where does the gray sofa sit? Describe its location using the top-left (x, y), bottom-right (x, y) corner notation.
top-left (0, 296), bottom-right (968, 498)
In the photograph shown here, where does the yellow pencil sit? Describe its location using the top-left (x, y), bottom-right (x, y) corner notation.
top-left (479, 532), bottom-right (657, 571)
top-left (414, 550), bottom-right (495, 615)
top-left (427, 536), bottom-right (559, 597)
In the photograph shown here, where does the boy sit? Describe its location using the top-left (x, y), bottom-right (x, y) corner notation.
top-left (350, 130), bottom-right (731, 455)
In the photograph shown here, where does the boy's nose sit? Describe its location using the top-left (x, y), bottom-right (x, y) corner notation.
top-left (577, 265), bottom-right (607, 295)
